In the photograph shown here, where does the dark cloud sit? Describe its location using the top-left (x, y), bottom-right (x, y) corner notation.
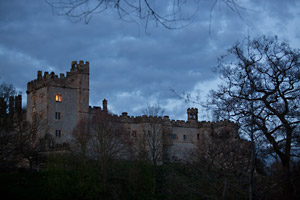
top-left (0, 0), bottom-right (299, 120)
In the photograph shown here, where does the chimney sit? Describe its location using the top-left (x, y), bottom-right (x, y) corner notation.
top-left (103, 99), bottom-right (107, 112)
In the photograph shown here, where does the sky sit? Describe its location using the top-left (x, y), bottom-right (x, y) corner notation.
top-left (0, 0), bottom-right (299, 120)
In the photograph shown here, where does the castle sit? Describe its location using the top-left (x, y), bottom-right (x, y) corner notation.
top-left (26, 60), bottom-right (250, 164)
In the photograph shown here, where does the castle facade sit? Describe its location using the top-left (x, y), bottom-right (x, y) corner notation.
top-left (26, 61), bottom-right (249, 164)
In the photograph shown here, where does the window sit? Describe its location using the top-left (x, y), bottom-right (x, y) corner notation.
top-left (132, 130), bottom-right (137, 137)
top-left (55, 112), bottom-right (61, 120)
top-left (197, 134), bottom-right (200, 140)
top-left (172, 134), bottom-right (177, 140)
top-left (56, 94), bottom-right (62, 102)
top-left (56, 130), bottom-right (61, 137)
top-left (183, 135), bottom-right (187, 141)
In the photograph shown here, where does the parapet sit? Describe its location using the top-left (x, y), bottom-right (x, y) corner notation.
top-left (27, 60), bottom-right (90, 93)
top-left (212, 119), bottom-right (237, 127)
top-left (70, 60), bottom-right (89, 74)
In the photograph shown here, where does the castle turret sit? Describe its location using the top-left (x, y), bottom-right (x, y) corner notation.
top-left (103, 99), bottom-right (107, 112)
top-left (187, 108), bottom-right (198, 121)
top-left (26, 60), bottom-right (90, 148)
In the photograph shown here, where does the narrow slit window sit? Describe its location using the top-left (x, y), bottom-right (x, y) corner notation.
top-left (56, 94), bottom-right (62, 102)
top-left (183, 135), bottom-right (187, 141)
top-left (56, 130), bottom-right (61, 137)
top-left (132, 130), bottom-right (137, 137)
top-left (55, 112), bottom-right (61, 120)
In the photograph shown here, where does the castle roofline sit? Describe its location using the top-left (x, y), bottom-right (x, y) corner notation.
top-left (27, 60), bottom-right (89, 93)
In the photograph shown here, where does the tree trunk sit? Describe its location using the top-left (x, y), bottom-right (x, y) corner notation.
top-left (249, 128), bottom-right (256, 200)
top-left (281, 160), bottom-right (293, 200)
top-left (222, 178), bottom-right (227, 199)
top-left (29, 159), bottom-right (33, 171)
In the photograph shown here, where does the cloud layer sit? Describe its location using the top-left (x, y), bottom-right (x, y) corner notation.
top-left (0, 0), bottom-right (299, 120)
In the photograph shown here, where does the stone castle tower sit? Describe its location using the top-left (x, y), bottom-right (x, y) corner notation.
top-left (26, 60), bottom-right (89, 144)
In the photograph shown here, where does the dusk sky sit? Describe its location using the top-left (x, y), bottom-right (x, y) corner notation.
top-left (1, 0), bottom-right (299, 120)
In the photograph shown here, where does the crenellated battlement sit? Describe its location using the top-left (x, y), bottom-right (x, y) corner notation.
top-left (89, 106), bottom-right (102, 114)
top-left (27, 60), bottom-right (89, 93)
top-left (111, 109), bottom-right (232, 130)
top-left (211, 119), bottom-right (238, 128)
top-left (76, 98), bottom-right (235, 131)
top-left (70, 60), bottom-right (89, 74)
top-left (118, 113), bottom-right (164, 123)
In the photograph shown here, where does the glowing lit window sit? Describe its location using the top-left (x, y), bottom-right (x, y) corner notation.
top-left (56, 94), bottom-right (62, 102)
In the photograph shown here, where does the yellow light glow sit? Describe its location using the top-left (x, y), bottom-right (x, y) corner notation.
top-left (56, 94), bottom-right (62, 102)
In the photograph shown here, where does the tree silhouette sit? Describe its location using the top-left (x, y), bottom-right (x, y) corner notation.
top-left (208, 35), bottom-right (300, 199)
top-left (46, 0), bottom-right (244, 30)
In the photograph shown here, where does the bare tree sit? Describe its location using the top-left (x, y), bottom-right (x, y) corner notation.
top-left (46, 0), bottom-right (245, 30)
top-left (0, 108), bottom-right (45, 170)
top-left (208, 35), bottom-right (300, 199)
top-left (0, 82), bottom-right (17, 103)
top-left (194, 126), bottom-right (250, 174)
top-left (14, 122), bottom-right (39, 170)
top-left (138, 104), bottom-right (167, 166)
top-left (0, 129), bottom-right (16, 169)
top-left (13, 111), bottom-right (47, 171)
top-left (0, 83), bottom-right (20, 169)
top-left (90, 111), bottom-right (129, 162)
top-left (0, 82), bottom-right (19, 129)
top-left (192, 130), bottom-right (251, 199)
top-left (92, 111), bottom-right (134, 195)
top-left (89, 110), bottom-right (130, 189)
top-left (72, 118), bottom-right (91, 158)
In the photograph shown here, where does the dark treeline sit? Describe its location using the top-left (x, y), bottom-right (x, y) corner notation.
top-left (0, 153), bottom-right (300, 200)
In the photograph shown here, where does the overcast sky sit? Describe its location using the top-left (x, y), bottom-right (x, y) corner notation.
top-left (0, 0), bottom-right (299, 120)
